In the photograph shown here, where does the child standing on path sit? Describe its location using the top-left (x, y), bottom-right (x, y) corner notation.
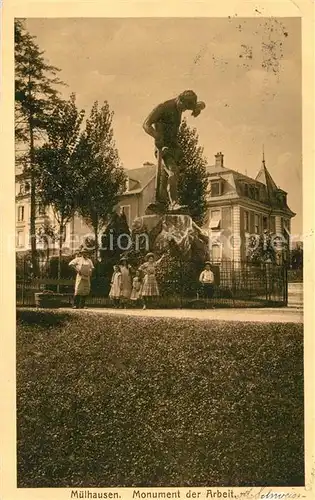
top-left (130, 270), bottom-right (142, 306)
top-left (69, 248), bottom-right (94, 309)
top-left (109, 265), bottom-right (122, 308)
top-left (139, 252), bottom-right (165, 309)
top-left (119, 257), bottom-right (132, 307)
top-left (199, 261), bottom-right (215, 299)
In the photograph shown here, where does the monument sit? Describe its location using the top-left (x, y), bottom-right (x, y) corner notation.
top-left (142, 89), bottom-right (206, 214)
top-left (131, 91), bottom-right (209, 264)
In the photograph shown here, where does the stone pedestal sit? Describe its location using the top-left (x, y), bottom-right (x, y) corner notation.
top-left (131, 213), bottom-right (209, 263)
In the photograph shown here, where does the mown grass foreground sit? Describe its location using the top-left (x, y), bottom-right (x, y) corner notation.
top-left (16, 309), bottom-right (304, 488)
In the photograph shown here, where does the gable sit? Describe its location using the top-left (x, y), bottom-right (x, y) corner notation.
top-left (125, 163), bottom-right (156, 193)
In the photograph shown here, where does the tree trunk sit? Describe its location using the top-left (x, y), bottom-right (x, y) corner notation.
top-left (93, 223), bottom-right (99, 263)
top-left (57, 221), bottom-right (64, 292)
top-left (45, 240), bottom-right (50, 275)
top-left (29, 115), bottom-right (38, 276)
top-left (46, 239), bottom-right (50, 262)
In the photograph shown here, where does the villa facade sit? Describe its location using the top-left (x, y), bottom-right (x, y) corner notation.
top-left (204, 152), bottom-right (295, 262)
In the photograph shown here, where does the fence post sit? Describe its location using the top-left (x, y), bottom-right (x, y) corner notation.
top-left (232, 261), bottom-right (235, 308)
top-left (284, 264), bottom-right (288, 305)
top-left (265, 263), bottom-right (268, 303)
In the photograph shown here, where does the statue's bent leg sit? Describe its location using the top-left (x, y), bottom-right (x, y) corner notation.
top-left (163, 151), bottom-right (180, 206)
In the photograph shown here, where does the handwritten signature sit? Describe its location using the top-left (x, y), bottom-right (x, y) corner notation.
top-left (305, 466), bottom-right (315, 492)
top-left (233, 471), bottom-right (314, 500)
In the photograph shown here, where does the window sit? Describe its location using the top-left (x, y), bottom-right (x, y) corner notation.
top-left (210, 181), bottom-right (221, 197)
top-left (254, 214), bottom-right (260, 234)
top-left (248, 185), bottom-right (259, 200)
top-left (244, 184), bottom-right (249, 197)
top-left (277, 192), bottom-right (287, 206)
top-left (209, 209), bottom-right (221, 230)
top-left (17, 206), bottom-right (24, 222)
top-left (244, 211), bottom-right (249, 232)
top-left (270, 216), bottom-right (276, 234)
top-left (262, 216), bottom-right (268, 230)
top-left (211, 244), bottom-right (221, 261)
top-left (37, 203), bottom-right (46, 216)
top-left (125, 178), bottom-right (130, 192)
top-left (121, 205), bottom-right (131, 226)
top-left (17, 231), bottom-right (24, 248)
top-left (18, 182), bottom-right (30, 195)
top-left (283, 219), bottom-right (290, 236)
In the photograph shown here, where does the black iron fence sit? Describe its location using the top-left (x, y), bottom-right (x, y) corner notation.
top-left (16, 255), bottom-right (288, 308)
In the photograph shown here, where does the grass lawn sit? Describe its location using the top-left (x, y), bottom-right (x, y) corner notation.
top-left (16, 309), bottom-right (304, 488)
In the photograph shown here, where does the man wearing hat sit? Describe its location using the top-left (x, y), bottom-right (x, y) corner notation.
top-left (143, 91), bottom-right (206, 211)
top-left (69, 247), bottom-right (94, 309)
top-left (199, 261), bottom-right (215, 299)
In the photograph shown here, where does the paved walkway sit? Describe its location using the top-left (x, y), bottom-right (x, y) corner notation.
top-left (288, 282), bottom-right (303, 309)
top-left (65, 306), bottom-right (303, 324)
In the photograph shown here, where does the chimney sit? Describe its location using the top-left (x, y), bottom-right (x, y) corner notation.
top-left (215, 152), bottom-right (224, 168)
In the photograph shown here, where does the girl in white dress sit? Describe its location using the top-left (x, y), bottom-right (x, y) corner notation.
top-left (109, 265), bottom-right (122, 307)
top-left (130, 270), bottom-right (142, 305)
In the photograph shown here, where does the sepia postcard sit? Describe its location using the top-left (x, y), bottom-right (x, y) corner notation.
top-left (0, 1), bottom-right (314, 500)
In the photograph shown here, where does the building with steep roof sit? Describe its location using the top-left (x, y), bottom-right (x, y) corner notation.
top-left (15, 162), bottom-right (157, 254)
top-left (205, 152), bottom-right (295, 262)
top-left (114, 162), bottom-right (156, 226)
top-left (15, 153), bottom-right (295, 262)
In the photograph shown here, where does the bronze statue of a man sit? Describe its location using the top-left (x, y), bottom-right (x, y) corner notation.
top-left (143, 90), bottom-right (205, 212)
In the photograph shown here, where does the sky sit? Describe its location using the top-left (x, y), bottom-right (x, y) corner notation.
top-left (25, 17), bottom-right (302, 234)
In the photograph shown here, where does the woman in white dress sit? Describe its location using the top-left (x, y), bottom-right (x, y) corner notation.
top-left (119, 257), bottom-right (132, 306)
top-left (69, 248), bottom-right (94, 309)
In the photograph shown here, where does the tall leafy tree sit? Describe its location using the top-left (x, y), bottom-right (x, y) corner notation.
top-left (77, 101), bottom-right (126, 260)
top-left (247, 230), bottom-right (277, 265)
top-left (35, 94), bottom-right (85, 280)
top-left (37, 218), bottom-right (58, 264)
top-left (177, 119), bottom-right (208, 226)
top-left (15, 19), bottom-right (64, 272)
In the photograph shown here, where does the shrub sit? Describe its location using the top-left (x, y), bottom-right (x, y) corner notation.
top-left (48, 255), bottom-right (76, 279)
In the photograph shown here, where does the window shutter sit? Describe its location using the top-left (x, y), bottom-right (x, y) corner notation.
top-left (250, 211), bottom-right (255, 234)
